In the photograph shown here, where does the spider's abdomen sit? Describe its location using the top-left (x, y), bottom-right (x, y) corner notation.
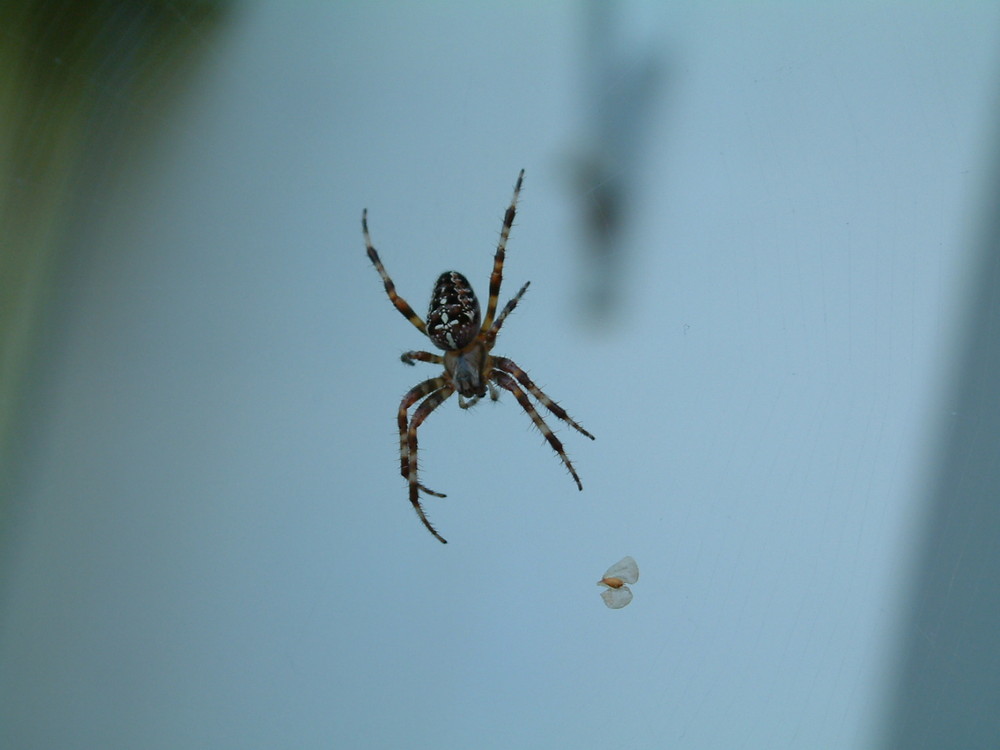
top-left (427, 271), bottom-right (481, 351)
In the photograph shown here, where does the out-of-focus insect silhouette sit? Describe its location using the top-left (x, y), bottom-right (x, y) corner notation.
top-left (597, 555), bottom-right (639, 609)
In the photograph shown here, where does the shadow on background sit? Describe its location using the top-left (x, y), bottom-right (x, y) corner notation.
top-left (881, 77), bottom-right (1000, 750)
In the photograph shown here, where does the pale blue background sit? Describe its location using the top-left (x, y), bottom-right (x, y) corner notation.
top-left (3, 3), bottom-right (1000, 748)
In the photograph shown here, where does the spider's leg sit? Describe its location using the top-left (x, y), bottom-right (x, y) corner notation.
top-left (484, 281), bottom-right (530, 346)
top-left (398, 377), bottom-right (448, 498)
top-left (493, 356), bottom-right (595, 439)
top-left (401, 350), bottom-right (443, 366)
top-left (492, 370), bottom-right (586, 491)
top-left (407, 385), bottom-right (455, 543)
top-left (363, 209), bottom-right (428, 335)
top-left (481, 169), bottom-right (525, 333)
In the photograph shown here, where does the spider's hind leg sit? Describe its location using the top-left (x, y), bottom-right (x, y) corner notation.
top-left (481, 169), bottom-right (525, 332)
top-left (484, 281), bottom-right (530, 347)
top-left (363, 209), bottom-right (429, 336)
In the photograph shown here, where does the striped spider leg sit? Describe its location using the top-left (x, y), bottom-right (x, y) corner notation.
top-left (363, 169), bottom-right (594, 543)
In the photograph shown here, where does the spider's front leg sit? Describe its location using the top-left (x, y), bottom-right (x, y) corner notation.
top-left (398, 378), bottom-right (448, 499)
top-left (405, 385), bottom-right (456, 544)
top-left (493, 356), bottom-right (594, 439)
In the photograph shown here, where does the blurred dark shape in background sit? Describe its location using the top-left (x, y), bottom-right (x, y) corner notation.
top-left (0, 0), bottom-right (227, 578)
top-left (880, 64), bottom-right (1000, 750)
top-left (570, 0), bottom-right (663, 321)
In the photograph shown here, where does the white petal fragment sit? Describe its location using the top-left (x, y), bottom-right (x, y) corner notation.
top-left (600, 585), bottom-right (633, 609)
top-left (597, 556), bottom-right (639, 608)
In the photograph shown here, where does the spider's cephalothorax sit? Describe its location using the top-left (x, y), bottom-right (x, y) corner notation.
top-left (363, 169), bottom-right (594, 543)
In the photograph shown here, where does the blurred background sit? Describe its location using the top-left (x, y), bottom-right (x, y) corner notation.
top-left (2, 2), bottom-right (1000, 748)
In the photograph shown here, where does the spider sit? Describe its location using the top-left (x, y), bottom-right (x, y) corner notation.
top-left (363, 169), bottom-right (595, 543)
